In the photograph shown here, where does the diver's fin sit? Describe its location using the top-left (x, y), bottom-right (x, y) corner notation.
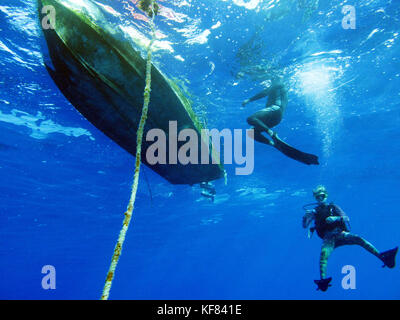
top-left (314, 277), bottom-right (332, 292)
top-left (271, 134), bottom-right (319, 165)
top-left (380, 247), bottom-right (398, 268)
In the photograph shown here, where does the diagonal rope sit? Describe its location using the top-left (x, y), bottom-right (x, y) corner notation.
top-left (101, 0), bottom-right (157, 300)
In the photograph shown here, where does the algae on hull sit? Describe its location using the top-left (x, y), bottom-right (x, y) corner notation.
top-left (39, 0), bottom-right (224, 185)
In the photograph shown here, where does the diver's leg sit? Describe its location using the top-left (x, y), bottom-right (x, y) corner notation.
top-left (247, 107), bottom-right (282, 136)
top-left (247, 116), bottom-right (275, 136)
top-left (247, 107), bottom-right (319, 165)
top-left (335, 232), bottom-right (398, 268)
top-left (320, 238), bottom-right (335, 279)
top-left (335, 232), bottom-right (380, 258)
top-left (250, 129), bottom-right (273, 146)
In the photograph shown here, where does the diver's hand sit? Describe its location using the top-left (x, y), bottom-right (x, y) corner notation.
top-left (242, 99), bottom-right (250, 107)
top-left (326, 216), bottom-right (338, 223)
top-left (326, 216), bottom-right (350, 224)
top-left (302, 211), bottom-right (314, 228)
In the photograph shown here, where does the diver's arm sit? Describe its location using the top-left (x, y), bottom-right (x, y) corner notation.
top-left (326, 205), bottom-right (350, 224)
top-left (326, 216), bottom-right (349, 223)
top-left (326, 204), bottom-right (350, 224)
top-left (242, 88), bottom-right (270, 106)
top-left (302, 210), bottom-right (315, 228)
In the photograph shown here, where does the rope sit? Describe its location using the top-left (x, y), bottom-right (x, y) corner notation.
top-left (101, 0), bottom-right (157, 300)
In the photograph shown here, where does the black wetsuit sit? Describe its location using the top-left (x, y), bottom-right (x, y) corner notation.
top-left (314, 203), bottom-right (349, 238)
top-left (312, 203), bottom-right (380, 279)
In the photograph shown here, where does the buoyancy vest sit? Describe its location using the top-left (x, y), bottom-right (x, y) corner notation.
top-left (314, 203), bottom-right (349, 238)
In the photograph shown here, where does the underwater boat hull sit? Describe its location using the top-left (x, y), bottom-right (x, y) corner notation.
top-left (38, 0), bottom-right (224, 185)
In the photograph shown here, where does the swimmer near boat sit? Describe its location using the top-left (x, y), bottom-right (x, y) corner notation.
top-left (243, 77), bottom-right (319, 165)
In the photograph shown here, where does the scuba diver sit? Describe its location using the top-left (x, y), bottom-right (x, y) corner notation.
top-left (242, 77), bottom-right (319, 165)
top-left (302, 185), bottom-right (398, 292)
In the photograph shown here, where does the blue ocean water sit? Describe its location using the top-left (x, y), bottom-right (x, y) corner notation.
top-left (0, 0), bottom-right (399, 300)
